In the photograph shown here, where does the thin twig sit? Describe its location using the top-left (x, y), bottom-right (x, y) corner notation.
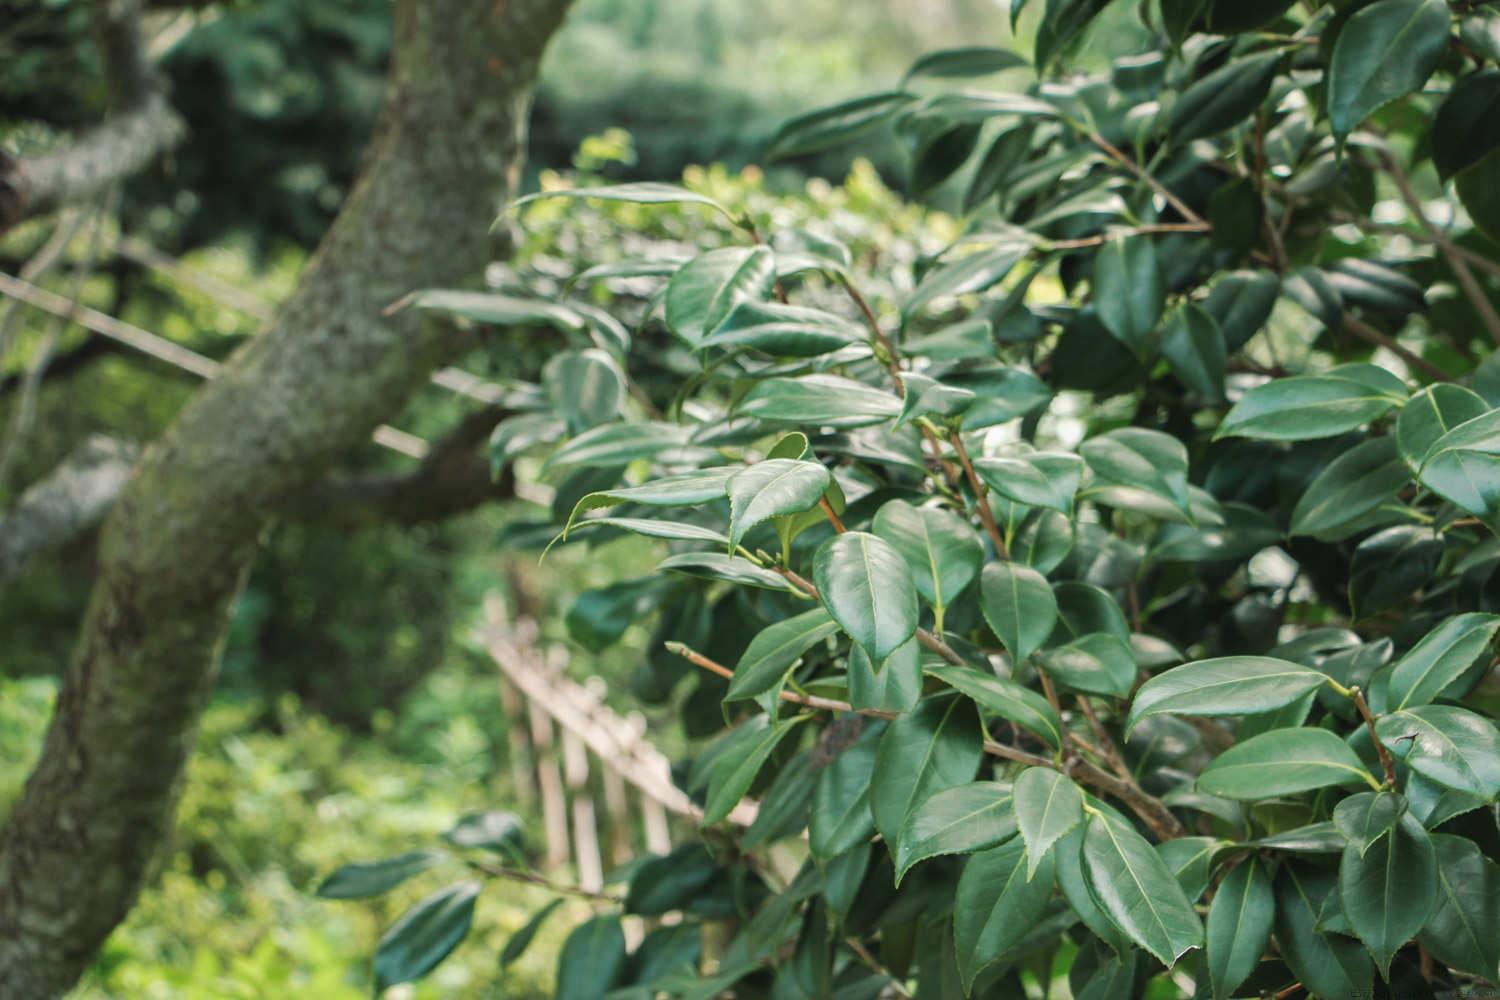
top-left (1045, 222), bottom-right (1210, 250)
top-left (1075, 695), bottom-right (1132, 783)
top-left (467, 859), bottom-right (622, 904)
top-left (1341, 314), bottom-right (1451, 382)
top-left (1381, 150), bottom-right (1500, 349)
top-left (845, 937), bottom-right (914, 999)
top-left (819, 497), bottom-right (846, 533)
top-left (1087, 132), bottom-right (1206, 226)
top-left (1350, 686), bottom-right (1396, 787)
top-left (947, 430), bottom-right (1009, 559)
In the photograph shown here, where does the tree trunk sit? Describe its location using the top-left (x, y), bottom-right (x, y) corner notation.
top-left (0, 1), bottom-right (572, 993)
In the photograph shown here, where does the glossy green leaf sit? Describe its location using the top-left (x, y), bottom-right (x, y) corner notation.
top-left (903, 46), bottom-right (1029, 81)
top-left (1289, 437), bottom-right (1410, 537)
top-left (1038, 633), bottom-right (1136, 698)
top-left (979, 561), bottom-right (1057, 665)
top-left (848, 640), bottom-right (922, 713)
top-left (1217, 373), bottom-right (1405, 441)
top-left (565, 467), bottom-right (736, 535)
top-left (726, 458), bottom-right (831, 550)
top-left (814, 531), bottom-right (918, 661)
top-left (499, 898), bottom-right (565, 969)
top-left (1197, 727), bottom-right (1378, 799)
top-left (1169, 50), bottom-right (1282, 143)
top-left (973, 452), bottom-right (1082, 513)
top-left (1204, 270), bottom-right (1280, 350)
top-left (1126, 656), bottom-right (1328, 737)
top-left (374, 881), bottom-right (481, 992)
top-left (548, 422), bottom-right (695, 469)
top-left (766, 91), bottom-right (914, 159)
top-left (1013, 767), bottom-right (1083, 877)
top-left (1081, 811), bottom-right (1203, 966)
top-left (1338, 810), bottom-right (1437, 976)
top-left (1275, 863), bottom-right (1375, 1000)
top-left (1034, 0), bottom-right (1111, 69)
top-left (658, 551), bottom-right (799, 592)
top-left (872, 499), bottom-right (983, 613)
top-left (513, 181), bottom-right (730, 215)
top-left (1332, 792), bottom-right (1406, 856)
top-left (405, 288), bottom-right (586, 333)
top-left (1436, 71), bottom-right (1500, 180)
top-left (1419, 833), bottom-right (1500, 981)
top-left (1348, 525), bottom-right (1444, 620)
top-left (726, 607), bottom-right (841, 701)
top-left (809, 719), bottom-right (886, 860)
top-left (1081, 427), bottom-right (1192, 520)
top-left (1386, 612), bottom-right (1500, 711)
top-left (893, 372), bottom-right (976, 428)
top-left (702, 301), bottom-right (864, 357)
top-left (739, 375), bottom-right (902, 428)
top-left (953, 837), bottom-right (1057, 988)
top-left (923, 663), bottom-right (1064, 750)
top-left (1206, 857), bottom-right (1273, 1000)
top-left (870, 695), bottom-right (983, 845)
top-left (316, 850), bottom-right (446, 900)
top-left (555, 914), bottom-right (627, 1000)
top-left (1328, 0), bottom-right (1450, 141)
top-left (1161, 303), bottom-right (1226, 400)
top-left (665, 247), bottom-right (776, 349)
top-left (1376, 706), bottom-right (1500, 799)
top-left (1417, 408), bottom-right (1500, 521)
top-left (702, 715), bottom-right (807, 825)
top-left (903, 240), bottom-right (1030, 318)
top-left (894, 781), bottom-right (1017, 883)
top-left (544, 349), bottom-right (625, 433)
top-left (1396, 384), bottom-right (1489, 469)
top-left (1092, 234), bottom-right (1163, 357)
top-left (625, 844), bottom-right (722, 916)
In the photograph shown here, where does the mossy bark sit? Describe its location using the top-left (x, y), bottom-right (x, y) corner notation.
top-left (0, 1), bottom-right (572, 993)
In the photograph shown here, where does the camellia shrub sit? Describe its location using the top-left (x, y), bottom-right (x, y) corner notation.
top-left (324, 1), bottom-right (1500, 997)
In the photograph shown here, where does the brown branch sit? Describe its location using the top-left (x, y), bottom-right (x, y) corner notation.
top-left (1087, 133), bottom-right (1206, 227)
top-left (1340, 313), bottom-right (1452, 382)
top-left (1380, 150), bottom-right (1500, 349)
top-left (1351, 686), bottom-right (1396, 787)
top-left (819, 497), bottom-right (846, 533)
top-left (668, 641), bottom-right (1183, 839)
top-left (466, 859), bottom-right (621, 904)
top-left (947, 430), bottom-right (1009, 559)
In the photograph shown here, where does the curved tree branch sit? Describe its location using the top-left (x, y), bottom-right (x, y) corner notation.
top-left (0, 1), bottom-right (574, 993)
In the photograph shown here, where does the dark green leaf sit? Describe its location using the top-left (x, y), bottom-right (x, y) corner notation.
top-left (658, 551), bottom-right (800, 592)
top-left (1218, 373), bottom-right (1406, 441)
top-left (1092, 234), bottom-right (1163, 357)
top-left (316, 850), bottom-right (446, 900)
top-left (625, 844), bottom-right (722, 915)
top-left (727, 607), bottom-right (841, 701)
top-left (499, 899), bottom-right (564, 969)
top-left (556, 915), bottom-right (627, 1000)
top-left (904, 240), bottom-right (1030, 318)
top-left (665, 247), bottom-right (777, 349)
top-left (953, 837), bottom-right (1057, 988)
top-left (903, 47), bottom-right (1029, 81)
top-left (978, 561), bottom-right (1057, 664)
top-left (1385, 612), bottom-right (1500, 711)
top-left (1037, 633), bottom-right (1137, 698)
top-left (894, 781), bottom-right (1017, 882)
top-left (1197, 728), bottom-right (1378, 799)
top-left (544, 349), bottom-right (625, 433)
top-left (1161, 303), bottom-right (1227, 400)
top-left (1082, 811), bottom-right (1203, 966)
top-left (548, 422), bottom-right (695, 469)
top-left (1328, 0), bottom-right (1451, 141)
top-left (739, 375), bottom-right (902, 428)
top-left (1081, 427), bottom-right (1192, 520)
top-left (1289, 437), bottom-right (1410, 537)
top-left (1013, 767), bottom-right (1084, 877)
top-left (1169, 50), bottom-right (1282, 143)
top-left (1418, 833), bottom-right (1500, 981)
top-left (1376, 706), bottom-right (1500, 799)
top-left (1332, 791), bottom-right (1406, 856)
top-left (810, 720), bottom-right (886, 861)
top-left (1417, 408), bottom-right (1500, 522)
top-left (1395, 384), bottom-right (1489, 470)
top-left (848, 640), bottom-right (922, 713)
top-left (1275, 864), bottom-right (1375, 1000)
top-left (870, 695), bottom-right (983, 845)
top-left (1338, 811), bottom-right (1437, 976)
top-left (1204, 270), bottom-right (1280, 350)
top-left (872, 499), bottom-right (983, 614)
top-left (1035, 0), bottom-right (1111, 70)
top-left (1349, 525), bottom-right (1443, 620)
top-left (1127, 656), bottom-right (1328, 736)
top-left (405, 288), bottom-right (586, 333)
top-left (974, 452), bottom-right (1083, 513)
top-left (374, 881), bottom-right (481, 992)
top-left (767, 91), bottom-right (915, 159)
top-left (565, 467), bottom-right (736, 535)
top-left (726, 459), bottom-right (831, 550)
top-left (703, 715), bottom-right (807, 825)
top-left (924, 663), bottom-right (1064, 750)
top-left (703, 301), bottom-right (863, 357)
top-left (513, 181), bottom-right (730, 215)
top-left (815, 531), bottom-right (920, 661)
top-left (1206, 857), bottom-right (1274, 1000)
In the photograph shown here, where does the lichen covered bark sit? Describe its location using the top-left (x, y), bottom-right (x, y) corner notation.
top-left (0, 0), bottom-right (573, 993)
